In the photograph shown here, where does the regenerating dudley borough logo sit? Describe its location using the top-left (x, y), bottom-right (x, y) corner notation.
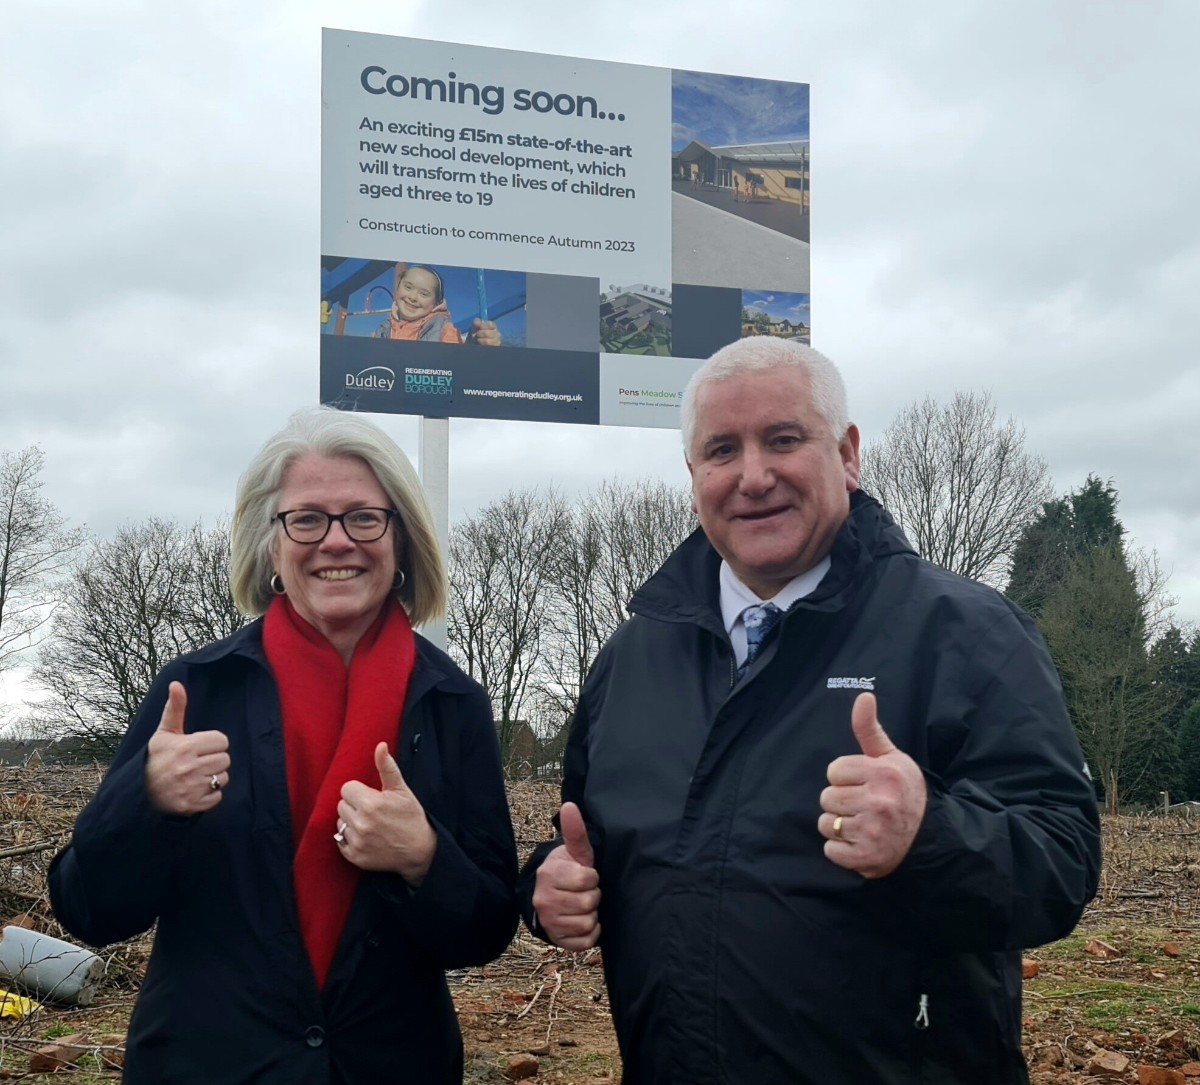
top-left (404, 367), bottom-right (453, 396)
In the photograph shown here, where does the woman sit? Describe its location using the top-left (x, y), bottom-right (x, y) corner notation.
top-left (50, 408), bottom-right (518, 1083)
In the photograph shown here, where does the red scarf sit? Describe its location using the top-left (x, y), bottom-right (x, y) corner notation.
top-left (263, 595), bottom-right (416, 989)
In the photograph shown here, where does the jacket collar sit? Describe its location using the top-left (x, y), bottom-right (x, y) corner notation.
top-left (182, 615), bottom-right (474, 701)
top-left (628, 491), bottom-right (916, 629)
top-left (182, 618), bottom-right (268, 665)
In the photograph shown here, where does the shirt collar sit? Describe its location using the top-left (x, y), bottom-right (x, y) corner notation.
top-left (719, 556), bottom-right (832, 637)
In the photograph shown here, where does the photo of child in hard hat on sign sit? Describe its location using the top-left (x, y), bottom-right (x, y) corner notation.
top-left (320, 258), bottom-right (527, 347)
top-left (374, 264), bottom-right (502, 345)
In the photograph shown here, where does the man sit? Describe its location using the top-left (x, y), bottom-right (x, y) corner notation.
top-left (518, 338), bottom-right (1101, 1084)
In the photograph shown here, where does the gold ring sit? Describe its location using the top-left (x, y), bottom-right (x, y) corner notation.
top-left (833, 815), bottom-right (844, 840)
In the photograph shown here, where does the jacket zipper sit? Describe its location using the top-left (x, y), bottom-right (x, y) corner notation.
top-left (914, 992), bottom-right (929, 1030)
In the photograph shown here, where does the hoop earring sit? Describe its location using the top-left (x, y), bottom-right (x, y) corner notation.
top-left (392, 569), bottom-right (406, 591)
top-left (269, 573), bottom-right (286, 595)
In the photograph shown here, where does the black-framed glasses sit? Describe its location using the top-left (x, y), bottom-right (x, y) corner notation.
top-left (273, 508), bottom-right (397, 544)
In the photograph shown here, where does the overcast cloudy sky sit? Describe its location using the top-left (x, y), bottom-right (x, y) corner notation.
top-left (3, 0), bottom-right (1198, 673)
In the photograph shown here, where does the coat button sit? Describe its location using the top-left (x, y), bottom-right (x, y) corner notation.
top-left (366, 933), bottom-right (380, 948)
top-left (305, 1026), bottom-right (325, 1048)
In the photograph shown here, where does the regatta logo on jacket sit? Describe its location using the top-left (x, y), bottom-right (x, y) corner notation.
top-left (826, 676), bottom-right (876, 690)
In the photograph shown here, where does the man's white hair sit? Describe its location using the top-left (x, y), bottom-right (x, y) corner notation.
top-left (680, 338), bottom-right (850, 461)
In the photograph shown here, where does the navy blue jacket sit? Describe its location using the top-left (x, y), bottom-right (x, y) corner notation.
top-left (520, 493), bottom-right (1101, 1084)
top-left (51, 621), bottom-right (517, 1084)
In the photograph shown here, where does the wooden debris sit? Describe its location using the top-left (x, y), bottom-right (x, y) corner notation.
top-left (0, 842), bottom-right (57, 861)
top-left (1156, 1029), bottom-right (1187, 1051)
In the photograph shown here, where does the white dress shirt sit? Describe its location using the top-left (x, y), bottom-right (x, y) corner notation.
top-left (720, 557), bottom-right (831, 667)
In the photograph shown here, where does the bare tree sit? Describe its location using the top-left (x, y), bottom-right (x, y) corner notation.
top-left (539, 480), bottom-right (695, 723)
top-left (445, 481), bottom-right (694, 775)
top-left (183, 521), bottom-right (246, 644)
top-left (859, 392), bottom-right (1052, 588)
top-left (446, 489), bottom-right (568, 768)
top-left (26, 518), bottom-right (246, 753)
top-left (0, 446), bottom-right (84, 674)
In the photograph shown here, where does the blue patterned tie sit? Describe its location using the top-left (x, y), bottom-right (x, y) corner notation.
top-left (742, 603), bottom-right (783, 670)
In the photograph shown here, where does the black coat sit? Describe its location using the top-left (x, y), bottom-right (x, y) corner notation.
top-left (520, 493), bottom-right (1101, 1085)
top-left (50, 621), bottom-right (517, 1084)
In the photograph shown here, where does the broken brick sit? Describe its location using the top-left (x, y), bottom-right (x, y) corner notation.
top-left (505, 1052), bottom-right (540, 1081)
top-left (1136, 1066), bottom-right (1186, 1085)
top-left (28, 1034), bottom-right (88, 1073)
top-left (1086, 1050), bottom-right (1130, 1076)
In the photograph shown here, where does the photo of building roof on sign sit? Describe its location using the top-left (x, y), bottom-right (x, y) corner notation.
top-left (599, 282), bottom-right (671, 357)
top-left (669, 69), bottom-right (810, 295)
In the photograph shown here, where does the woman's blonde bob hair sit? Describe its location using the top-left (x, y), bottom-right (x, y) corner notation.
top-left (230, 407), bottom-right (446, 626)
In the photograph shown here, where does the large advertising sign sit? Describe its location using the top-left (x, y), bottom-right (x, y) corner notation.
top-left (321, 30), bottom-right (810, 428)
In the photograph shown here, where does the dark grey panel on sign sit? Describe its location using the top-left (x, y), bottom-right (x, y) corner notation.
top-left (526, 274), bottom-right (601, 353)
top-left (320, 335), bottom-right (600, 425)
top-left (672, 285), bottom-right (742, 360)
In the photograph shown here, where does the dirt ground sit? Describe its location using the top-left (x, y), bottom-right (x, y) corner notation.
top-left (1, 768), bottom-right (1198, 1082)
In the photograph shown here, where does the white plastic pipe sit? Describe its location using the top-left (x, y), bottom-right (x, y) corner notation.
top-left (0, 926), bottom-right (103, 1005)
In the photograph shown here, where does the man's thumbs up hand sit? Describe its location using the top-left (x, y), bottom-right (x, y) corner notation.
top-left (559, 800), bottom-right (595, 869)
top-left (338, 742), bottom-right (437, 885)
top-left (819, 693), bottom-right (927, 879)
top-left (533, 801), bottom-right (601, 951)
top-left (851, 691), bottom-right (898, 758)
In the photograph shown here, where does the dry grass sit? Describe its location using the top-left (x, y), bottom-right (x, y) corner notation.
top-left (2, 768), bottom-right (1198, 1082)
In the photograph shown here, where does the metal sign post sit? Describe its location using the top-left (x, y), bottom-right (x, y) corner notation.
top-left (418, 416), bottom-right (450, 650)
